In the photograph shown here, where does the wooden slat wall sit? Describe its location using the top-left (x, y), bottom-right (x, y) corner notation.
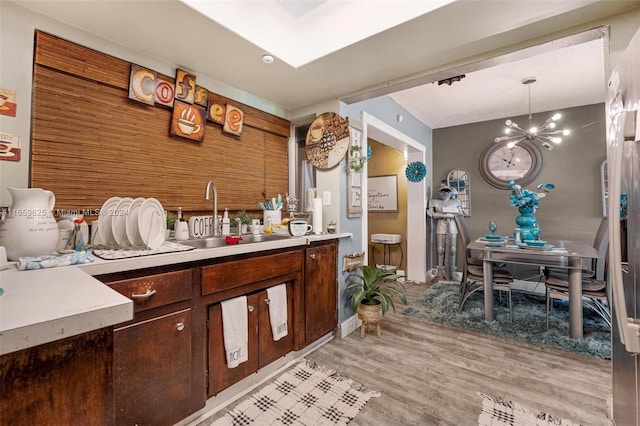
top-left (31, 31), bottom-right (290, 219)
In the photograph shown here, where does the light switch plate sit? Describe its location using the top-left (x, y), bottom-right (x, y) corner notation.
top-left (322, 191), bottom-right (331, 205)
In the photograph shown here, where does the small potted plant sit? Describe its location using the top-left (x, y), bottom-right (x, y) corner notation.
top-left (235, 210), bottom-right (253, 234)
top-left (165, 211), bottom-right (176, 239)
top-left (345, 265), bottom-right (407, 335)
top-left (327, 220), bottom-right (337, 234)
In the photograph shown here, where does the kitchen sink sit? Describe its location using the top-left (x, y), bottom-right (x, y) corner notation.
top-left (178, 233), bottom-right (290, 249)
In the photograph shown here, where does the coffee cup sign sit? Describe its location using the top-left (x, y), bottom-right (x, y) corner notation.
top-left (127, 64), bottom-right (246, 140)
top-left (170, 100), bottom-right (206, 142)
top-left (177, 118), bottom-right (200, 135)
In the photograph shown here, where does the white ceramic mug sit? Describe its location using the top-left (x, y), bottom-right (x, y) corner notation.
top-left (288, 220), bottom-right (312, 236)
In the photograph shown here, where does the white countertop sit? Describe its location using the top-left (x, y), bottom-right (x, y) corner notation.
top-left (0, 266), bottom-right (133, 355)
top-left (0, 233), bottom-right (350, 355)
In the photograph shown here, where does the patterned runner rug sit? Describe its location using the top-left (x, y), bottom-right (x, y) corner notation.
top-left (211, 360), bottom-right (380, 426)
top-left (478, 392), bottom-right (582, 426)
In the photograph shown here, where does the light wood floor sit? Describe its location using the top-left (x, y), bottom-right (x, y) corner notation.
top-left (201, 280), bottom-right (612, 426)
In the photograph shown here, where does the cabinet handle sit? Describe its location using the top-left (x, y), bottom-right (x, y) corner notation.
top-left (248, 305), bottom-right (255, 312)
top-left (265, 298), bottom-right (270, 305)
top-left (310, 253), bottom-right (316, 260)
top-left (131, 289), bottom-right (156, 299)
top-left (176, 322), bottom-right (185, 331)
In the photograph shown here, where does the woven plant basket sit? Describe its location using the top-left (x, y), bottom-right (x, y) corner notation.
top-left (357, 302), bottom-right (382, 323)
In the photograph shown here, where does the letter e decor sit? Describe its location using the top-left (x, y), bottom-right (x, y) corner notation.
top-left (223, 104), bottom-right (244, 136)
top-left (207, 100), bottom-right (226, 125)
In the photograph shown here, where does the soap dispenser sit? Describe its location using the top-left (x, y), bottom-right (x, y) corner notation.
top-left (175, 207), bottom-right (189, 241)
top-left (222, 208), bottom-right (231, 236)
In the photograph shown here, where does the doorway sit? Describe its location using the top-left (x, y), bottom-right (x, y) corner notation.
top-left (361, 112), bottom-right (427, 283)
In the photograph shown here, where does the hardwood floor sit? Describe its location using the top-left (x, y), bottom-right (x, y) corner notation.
top-left (199, 280), bottom-right (612, 426)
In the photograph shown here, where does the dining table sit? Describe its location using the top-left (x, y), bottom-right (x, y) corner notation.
top-left (467, 238), bottom-right (601, 339)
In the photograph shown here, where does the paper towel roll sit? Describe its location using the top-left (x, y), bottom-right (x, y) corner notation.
top-left (312, 197), bottom-right (323, 235)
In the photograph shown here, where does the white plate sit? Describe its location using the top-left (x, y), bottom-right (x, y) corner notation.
top-left (516, 242), bottom-right (554, 251)
top-left (98, 196), bottom-right (122, 246)
top-left (126, 197), bottom-right (145, 246)
top-left (112, 197), bottom-right (133, 246)
top-left (138, 198), bottom-right (165, 249)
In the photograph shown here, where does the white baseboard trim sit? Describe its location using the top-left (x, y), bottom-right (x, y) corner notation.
top-left (338, 314), bottom-right (361, 339)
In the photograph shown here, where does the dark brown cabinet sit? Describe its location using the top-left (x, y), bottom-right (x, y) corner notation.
top-left (101, 268), bottom-right (203, 426)
top-left (304, 241), bottom-right (338, 344)
top-left (207, 284), bottom-right (294, 396)
top-left (0, 328), bottom-right (114, 426)
top-left (114, 308), bottom-right (192, 425)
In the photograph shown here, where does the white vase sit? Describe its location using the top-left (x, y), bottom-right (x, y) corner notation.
top-left (0, 187), bottom-right (59, 260)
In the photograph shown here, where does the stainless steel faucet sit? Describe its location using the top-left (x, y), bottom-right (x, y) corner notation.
top-left (205, 180), bottom-right (220, 237)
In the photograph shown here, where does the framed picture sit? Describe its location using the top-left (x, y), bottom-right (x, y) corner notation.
top-left (368, 175), bottom-right (398, 212)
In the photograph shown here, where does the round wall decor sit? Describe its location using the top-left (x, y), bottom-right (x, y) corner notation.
top-left (479, 140), bottom-right (543, 189)
top-left (305, 112), bottom-right (350, 169)
top-left (405, 161), bottom-right (427, 182)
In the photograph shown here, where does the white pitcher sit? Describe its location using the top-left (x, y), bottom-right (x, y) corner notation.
top-left (0, 187), bottom-right (59, 260)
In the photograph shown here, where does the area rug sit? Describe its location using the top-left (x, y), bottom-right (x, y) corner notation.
top-left (211, 359), bottom-right (380, 426)
top-left (477, 392), bottom-right (581, 426)
top-left (403, 282), bottom-right (610, 359)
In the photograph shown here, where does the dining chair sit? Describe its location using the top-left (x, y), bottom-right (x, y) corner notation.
top-left (544, 218), bottom-right (611, 328)
top-left (455, 215), bottom-right (515, 321)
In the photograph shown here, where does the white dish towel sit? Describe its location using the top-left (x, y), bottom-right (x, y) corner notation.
top-left (221, 296), bottom-right (248, 368)
top-left (267, 284), bottom-right (288, 341)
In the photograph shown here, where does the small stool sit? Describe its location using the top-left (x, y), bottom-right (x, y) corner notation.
top-left (360, 319), bottom-right (382, 337)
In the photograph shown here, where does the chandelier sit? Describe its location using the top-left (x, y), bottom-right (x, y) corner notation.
top-left (494, 77), bottom-right (570, 150)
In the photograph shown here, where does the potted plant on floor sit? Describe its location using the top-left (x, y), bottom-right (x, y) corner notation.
top-left (345, 265), bottom-right (407, 333)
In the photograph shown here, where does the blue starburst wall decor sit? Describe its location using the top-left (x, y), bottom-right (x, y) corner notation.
top-left (406, 161), bottom-right (427, 182)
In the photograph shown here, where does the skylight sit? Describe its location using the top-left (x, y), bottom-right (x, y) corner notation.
top-left (180, 0), bottom-right (455, 68)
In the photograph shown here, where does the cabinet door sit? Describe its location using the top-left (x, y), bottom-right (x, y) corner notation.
top-left (258, 284), bottom-right (294, 368)
top-left (207, 294), bottom-right (259, 397)
top-left (114, 309), bottom-right (192, 426)
top-left (305, 243), bottom-right (337, 343)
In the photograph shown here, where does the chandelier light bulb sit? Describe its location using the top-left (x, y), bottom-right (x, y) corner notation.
top-left (494, 77), bottom-right (570, 150)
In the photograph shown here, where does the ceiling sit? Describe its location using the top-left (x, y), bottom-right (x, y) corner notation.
top-left (10, 0), bottom-right (639, 129)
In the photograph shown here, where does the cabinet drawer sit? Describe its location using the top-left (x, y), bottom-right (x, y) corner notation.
top-left (202, 251), bottom-right (302, 295)
top-left (109, 269), bottom-right (192, 313)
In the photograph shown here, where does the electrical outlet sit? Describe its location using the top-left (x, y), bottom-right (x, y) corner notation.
top-left (322, 191), bottom-right (331, 205)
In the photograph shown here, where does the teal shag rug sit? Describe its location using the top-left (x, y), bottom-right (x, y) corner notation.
top-left (403, 282), bottom-right (611, 359)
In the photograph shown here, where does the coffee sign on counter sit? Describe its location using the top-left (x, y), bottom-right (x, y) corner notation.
top-left (128, 64), bottom-right (244, 140)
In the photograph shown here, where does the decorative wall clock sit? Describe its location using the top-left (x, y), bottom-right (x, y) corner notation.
top-left (305, 112), bottom-right (350, 169)
top-left (479, 140), bottom-right (543, 189)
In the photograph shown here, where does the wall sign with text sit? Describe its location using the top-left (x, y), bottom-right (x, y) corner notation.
top-left (367, 175), bottom-right (398, 212)
top-left (128, 64), bottom-right (244, 141)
